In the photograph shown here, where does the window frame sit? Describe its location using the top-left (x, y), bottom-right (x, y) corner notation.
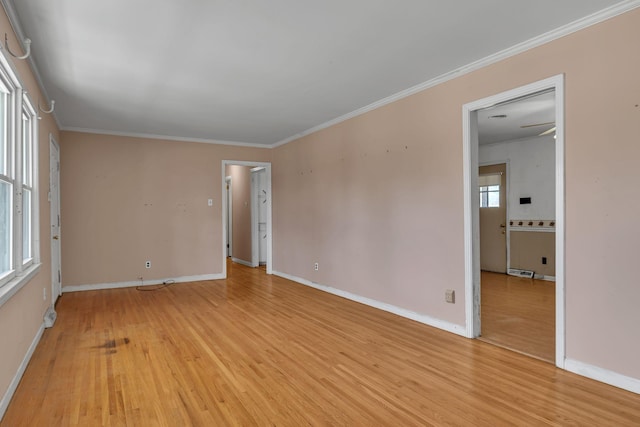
top-left (479, 184), bottom-right (500, 208)
top-left (0, 47), bottom-right (41, 305)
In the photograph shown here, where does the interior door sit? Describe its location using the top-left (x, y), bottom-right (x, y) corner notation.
top-left (479, 163), bottom-right (507, 273)
top-left (50, 139), bottom-right (62, 302)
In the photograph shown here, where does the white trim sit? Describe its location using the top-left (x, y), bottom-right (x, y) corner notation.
top-left (49, 135), bottom-right (62, 304)
top-left (0, 322), bottom-right (45, 420)
top-left (231, 257), bottom-right (253, 268)
top-left (462, 75), bottom-right (566, 368)
top-left (272, 1), bottom-right (640, 148)
top-left (61, 273), bottom-right (224, 293)
top-left (250, 170), bottom-right (258, 267)
top-left (221, 160), bottom-right (273, 279)
top-left (554, 75), bottom-right (566, 369)
top-left (62, 127), bottom-right (269, 149)
top-left (225, 176), bottom-right (233, 257)
top-left (273, 271), bottom-right (467, 337)
top-left (565, 359), bottom-right (640, 395)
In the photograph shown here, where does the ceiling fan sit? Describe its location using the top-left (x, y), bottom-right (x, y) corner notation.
top-left (520, 121), bottom-right (556, 136)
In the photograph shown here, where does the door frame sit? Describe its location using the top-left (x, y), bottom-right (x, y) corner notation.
top-left (221, 160), bottom-right (272, 277)
top-left (250, 167), bottom-right (266, 267)
top-left (49, 135), bottom-right (62, 303)
top-left (225, 176), bottom-right (233, 257)
top-left (479, 160), bottom-right (510, 273)
top-left (462, 74), bottom-right (565, 368)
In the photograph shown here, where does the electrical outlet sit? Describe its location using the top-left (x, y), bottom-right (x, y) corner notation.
top-left (43, 287), bottom-right (47, 301)
top-left (445, 289), bottom-right (455, 304)
top-left (542, 257), bottom-right (547, 265)
top-left (314, 262), bottom-right (319, 271)
top-left (145, 260), bottom-right (151, 268)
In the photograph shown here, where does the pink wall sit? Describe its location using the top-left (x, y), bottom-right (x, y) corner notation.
top-left (0, 13), bottom-right (60, 406)
top-left (273, 9), bottom-right (640, 380)
top-left (59, 132), bottom-right (271, 286)
top-left (226, 165), bottom-right (253, 263)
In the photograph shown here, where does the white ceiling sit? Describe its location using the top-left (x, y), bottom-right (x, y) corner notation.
top-left (5, 0), bottom-right (629, 146)
top-left (478, 90), bottom-right (556, 145)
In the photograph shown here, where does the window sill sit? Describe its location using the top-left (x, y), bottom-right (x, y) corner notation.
top-left (0, 263), bottom-right (42, 309)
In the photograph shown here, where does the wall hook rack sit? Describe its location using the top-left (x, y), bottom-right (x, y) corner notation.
top-left (39, 99), bottom-right (55, 114)
top-left (4, 33), bottom-right (31, 60)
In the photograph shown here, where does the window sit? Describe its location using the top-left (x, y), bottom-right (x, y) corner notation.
top-left (22, 103), bottom-right (36, 266)
top-left (479, 174), bottom-right (501, 208)
top-left (0, 54), bottom-right (38, 293)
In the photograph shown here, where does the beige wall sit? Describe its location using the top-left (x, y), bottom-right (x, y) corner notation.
top-left (60, 132), bottom-right (271, 286)
top-left (226, 165), bottom-right (253, 263)
top-left (510, 231), bottom-right (555, 277)
top-left (0, 12), bottom-right (60, 407)
top-left (273, 9), bottom-right (640, 380)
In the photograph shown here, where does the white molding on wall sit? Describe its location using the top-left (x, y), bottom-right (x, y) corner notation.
top-left (0, 322), bottom-right (44, 420)
top-left (230, 258), bottom-right (253, 268)
top-left (61, 127), bottom-right (269, 149)
top-left (62, 273), bottom-right (224, 293)
top-left (565, 359), bottom-right (640, 395)
top-left (272, 271), bottom-right (467, 337)
top-left (272, 1), bottom-right (640, 148)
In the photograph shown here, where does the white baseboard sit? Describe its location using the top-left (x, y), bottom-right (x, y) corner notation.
top-left (231, 258), bottom-right (253, 267)
top-left (62, 273), bottom-right (225, 293)
top-left (272, 270), bottom-right (466, 337)
top-left (0, 322), bottom-right (45, 420)
top-left (565, 359), bottom-right (640, 395)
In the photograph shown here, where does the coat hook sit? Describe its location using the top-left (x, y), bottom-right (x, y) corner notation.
top-left (4, 33), bottom-right (31, 60)
top-left (39, 99), bottom-right (55, 114)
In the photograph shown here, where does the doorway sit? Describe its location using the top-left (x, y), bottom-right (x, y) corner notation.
top-left (221, 161), bottom-right (272, 278)
top-left (463, 75), bottom-right (565, 368)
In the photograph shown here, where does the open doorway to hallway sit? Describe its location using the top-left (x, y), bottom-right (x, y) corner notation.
top-left (222, 161), bottom-right (272, 278)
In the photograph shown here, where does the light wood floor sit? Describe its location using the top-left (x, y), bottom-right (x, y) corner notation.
top-left (480, 271), bottom-right (555, 362)
top-left (3, 262), bottom-right (639, 426)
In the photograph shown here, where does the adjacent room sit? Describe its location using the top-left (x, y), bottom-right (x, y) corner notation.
top-left (1, 1), bottom-right (639, 425)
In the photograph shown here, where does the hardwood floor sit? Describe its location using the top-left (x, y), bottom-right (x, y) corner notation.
top-left (3, 262), bottom-right (639, 426)
top-left (480, 271), bottom-right (555, 362)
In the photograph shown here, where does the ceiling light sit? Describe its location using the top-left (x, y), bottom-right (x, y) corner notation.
top-left (538, 126), bottom-right (556, 136)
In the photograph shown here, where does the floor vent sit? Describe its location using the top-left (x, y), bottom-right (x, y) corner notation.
top-left (507, 268), bottom-right (534, 279)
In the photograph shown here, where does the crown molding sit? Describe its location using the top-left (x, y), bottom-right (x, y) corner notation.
top-left (272, 0), bottom-right (640, 148)
top-left (61, 126), bottom-right (272, 149)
